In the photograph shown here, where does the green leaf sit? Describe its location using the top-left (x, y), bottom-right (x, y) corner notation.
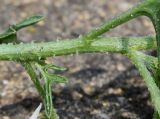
top-left (0, 15), bottom-right (44, 44)
top-left (42, 64), bottom-right (68, 83)
top-left (35, 62), bottom-right (68, 84)
top-left (0, 26), bottom-right (17, 43)
top-left (46, 74), bottom-right (68, 83)
top-left (14, 15), bottom-right (44, 31)
top-left (43, 64), bottom-right (67, 72)
top-left (0, 26), bottom-right (16, 39)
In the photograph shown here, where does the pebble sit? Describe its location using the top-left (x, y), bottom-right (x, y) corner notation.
top-left (108, 88), bottom-right (123, 95)
top-left (82, 84), bottom-right (96, 96)
top-left (117, 63), bottom-right (126, 71)
top-left (2, 116), bottom-right (10, 119)
top-left (72, 91), bottom-right (83, 100)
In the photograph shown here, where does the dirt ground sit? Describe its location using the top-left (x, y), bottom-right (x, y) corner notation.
top-left (0, 0), bottom-right (156, 119)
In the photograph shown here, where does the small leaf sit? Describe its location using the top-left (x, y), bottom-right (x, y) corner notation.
top-left (43, 64), bottom-right (67, 72)
top-left (35, 62), bottom-right (68, 84)
top-left (14, 15), bottom-right (44, 30)
top-left (46, 74), bottom-right (68, 83)
top-left (0, 15), bottom-right (44, 43)
top-left (0, 26), bottom-right (16, 39)
top-left (0, 26), bottom-right (17, 43)
top-left (43, 64), bottom-right (68, 83)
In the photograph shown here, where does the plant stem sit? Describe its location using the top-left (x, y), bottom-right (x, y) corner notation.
top-left (127, 50), bottom-right (160, 116)
top-left (82, 1), bottom-right (147, 44)
top-left (22, 62), bottom-right (45, 97)
top-left (153, 111), bottom-right (160, 119)
top-left (0, 36), bottom-right (156, 61)
top-left (35, 63), bottom-right (59, 119)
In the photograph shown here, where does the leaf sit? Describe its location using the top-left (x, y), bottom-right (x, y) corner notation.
top-left (35, 62), bottom-right (68, 84)
top-left (46, 74), bottom-right (68, 83)
top-left (43, 64), bottom-right (67, 72)
top-left (14, 15), bottom-right (44, 30)
top-left (0, 26), bottom-right (16, 39)
top-left (42, 64), bottom-right (68, 83)
top-left (0, 15), bottom-right (44, 44)
top-left (0, 26), bottom-right (17, 43)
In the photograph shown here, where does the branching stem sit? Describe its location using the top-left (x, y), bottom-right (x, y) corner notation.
top-left (0, 36), bottom-right (156, 61)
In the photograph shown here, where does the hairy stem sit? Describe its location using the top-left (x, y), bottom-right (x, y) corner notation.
top-left (0, 36), bottom-right (156, 61)
top-left (127, 50), bottom-right (160, 116)
top-left (82, 0), bottom-right (149, 44)
top-left (22, 62), bottom-right (45, 97)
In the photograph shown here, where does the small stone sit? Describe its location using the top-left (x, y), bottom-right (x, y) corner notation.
top-left (2, 80), bottom-right (8, 85)
top-left (117, 63), bottom-right (125, 71)
top-left (3, 116), bottom-right (10, 119)
top-left (74, 117), bottom-right (80, 119)
top-left (121, 112), bottom-right (138, 118)
top-left (102, 101), bottom-right (109, 107)
top-left (37, 21), bottom-right (45, 26)
top-left (98, 113), bottom-right (110, 119)
top-left (122, 112), bottom-right (129, 117)
top-left (108, 88), bottom-right (123, 95)
top-left (82, 84), bottom-right (96, 96)
top-left (91, 109), bottom-right (99, 114)
top-left (72, 91), bottom-right (83, 100)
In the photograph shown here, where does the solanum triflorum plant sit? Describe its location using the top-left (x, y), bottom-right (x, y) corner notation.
top-left (1, 0), bottom-right (160, 118)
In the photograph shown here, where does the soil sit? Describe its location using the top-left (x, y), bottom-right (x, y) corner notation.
top-left (0, 0), bottom-right (156, 119)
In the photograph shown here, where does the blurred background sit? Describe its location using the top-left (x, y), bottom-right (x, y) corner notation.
top-left (0, 0), bottom-right (156, 119)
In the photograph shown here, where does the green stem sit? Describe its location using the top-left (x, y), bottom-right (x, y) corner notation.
top-left (127, 50), bottom-right (160, 116)
top-left (0, 36), bottom-right (156, 61)
top-left (153, 111), bottom-right (160, 119)
top-left (82, 0), bottom-right (150, 44)
top-left (22, 62), bottom-right (45, 97)
top-left (150, 14), bottom-right (160, 90)
top-left (35, 63), bottom-right (59, 119)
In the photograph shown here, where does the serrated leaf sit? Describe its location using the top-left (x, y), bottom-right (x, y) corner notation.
top-left (14, 15), bottom-right (44, 30)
